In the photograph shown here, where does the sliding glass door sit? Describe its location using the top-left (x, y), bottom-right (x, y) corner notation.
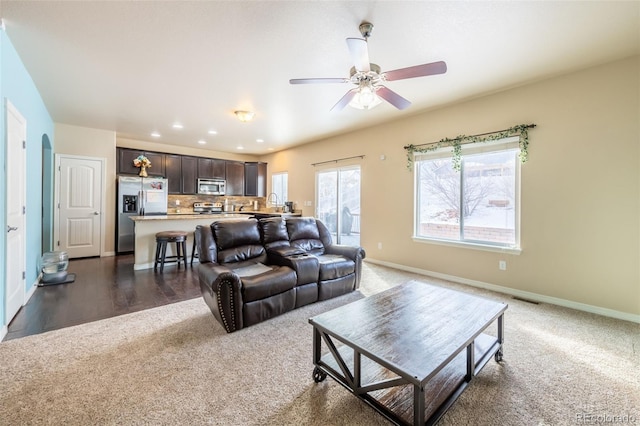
top-left (316, 166), bottom-right (361, 245)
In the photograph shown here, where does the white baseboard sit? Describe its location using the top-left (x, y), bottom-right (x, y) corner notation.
top-left (365, 258), bottom-right (640, 324)
top-left (0, 325), bottom-right (7, 342)
top-left (26, 280), bottom-right (38, 303)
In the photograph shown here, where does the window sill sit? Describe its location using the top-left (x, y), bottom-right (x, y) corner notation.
top-left (412, 236), bottom-right (522, 255)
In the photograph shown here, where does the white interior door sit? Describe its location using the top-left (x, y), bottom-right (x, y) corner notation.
top-left (5, 101), bottom-right (26, 324)
top-left (56, 155), bottom-right (103, 258)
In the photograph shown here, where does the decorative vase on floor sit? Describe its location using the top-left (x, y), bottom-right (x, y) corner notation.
top-left (139, 165), bottom-right (147, 177)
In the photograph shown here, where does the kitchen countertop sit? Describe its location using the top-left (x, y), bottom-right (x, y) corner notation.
top-left (130, 213), bottom-right (247, 221)
top-left (160, 210), bottom-right (302, 218)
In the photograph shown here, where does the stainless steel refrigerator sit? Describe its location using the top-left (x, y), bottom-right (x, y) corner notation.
top-left (117, 176), bottom-right (168, 253)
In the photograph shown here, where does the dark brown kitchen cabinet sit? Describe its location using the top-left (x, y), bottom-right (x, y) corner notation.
top-left (143, 152), bottom-right (165, 176)
top-left (117, 148), bottom-right (144, 175)
top-left (225, 161), bottom-right (244, 196)
top-left (117, 148), bottom-right (165, 177)
top-left (181, 156), bottom-right (198, 194)
top-left (197, 158), bottom-right (226, 179)
top-left (244, 162), bottom-right (267, 197)
top-left (165, 154), bottom-right (182, 194)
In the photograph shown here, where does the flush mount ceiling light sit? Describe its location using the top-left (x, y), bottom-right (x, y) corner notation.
top-left (172, 123), bottom-right (184, 129)
top-left (197, 140), bottom-right (206, 145)
top-left (208, 130), bottom-right (218, 135)
top-left (349, 81), bottom-right (382, 110)
top-left (150, 131), bottom-right (161, 138)
top-left (234, 110), bottom-right (254, 122)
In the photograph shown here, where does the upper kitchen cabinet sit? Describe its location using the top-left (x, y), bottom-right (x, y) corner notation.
top-left (244, 162), bottom-right (267, 197)
top-left (117, 148), bottom-right (144, 175)
top-left (165, 154), bottom-right (182, 194)
top-left (198, 158), bottom-right (226, 179)
top-left (142, 152), bottom-right (166, 176)
top-left (181, 156), bottom-right (198, 194)
top-left (117, 148), bottom-right (165, 177)
top-left (225, 161), bottom-right (245, 196)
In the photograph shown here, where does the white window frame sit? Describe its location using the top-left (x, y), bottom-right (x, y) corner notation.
top-left (271, 172), bottom-right (288, 206)
top-left (412, 136), bottom-right (522, 255)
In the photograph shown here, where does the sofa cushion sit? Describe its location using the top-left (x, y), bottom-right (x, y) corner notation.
top-left (240, 265), bottom-right (297, 303)
top-left (260, 217), bottom-right (290, 249)
top-left (291, 239), bottom-right (325, 254)
top-left (317, 254), bottom-right (355, 281)
top-left (218, 245), bottom-right (265, 264)
top-left (286, 217), bottom-right (320, 240)
top-left (213, 219), bottom-right (260, 250)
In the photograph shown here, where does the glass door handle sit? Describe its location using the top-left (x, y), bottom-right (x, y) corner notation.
top-left (7, 226), bottom-right (18, 233)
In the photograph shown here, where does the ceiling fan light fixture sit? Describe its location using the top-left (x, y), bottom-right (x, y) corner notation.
top-left (234, 110), bottom-right (254, 122)
top-left (349, 84), bottom-right (382, 110)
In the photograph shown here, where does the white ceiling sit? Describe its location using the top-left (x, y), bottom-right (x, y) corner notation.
top-left (2, 1), bottom-right (639, 155)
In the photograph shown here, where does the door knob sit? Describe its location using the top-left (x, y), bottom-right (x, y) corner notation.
top-left (7, 226), bottom-right (18, 233)
top-left (93, 212), bottom-right (100, 215)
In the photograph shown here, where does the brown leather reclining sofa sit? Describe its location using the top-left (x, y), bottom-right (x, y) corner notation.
top-left (195, 216), bottom-right (366, 333)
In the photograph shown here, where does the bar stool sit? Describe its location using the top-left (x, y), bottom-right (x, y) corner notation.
top-left (154, 231), bottom-right (188, 272)
top-left (190, 233), bottom-right (199, 266)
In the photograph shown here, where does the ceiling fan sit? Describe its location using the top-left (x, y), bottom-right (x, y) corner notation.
top-left (289, 22), bottom-right (447, 111)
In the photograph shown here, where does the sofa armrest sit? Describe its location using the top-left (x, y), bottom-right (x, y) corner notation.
top-left (325, 244), bottom-right (366, 262)
top-left (324, 244), bottom-right (366, 289)
top-left (266, 247), bottom-right (318, 286)
top-left (197, 263), bottom-right (244, 332)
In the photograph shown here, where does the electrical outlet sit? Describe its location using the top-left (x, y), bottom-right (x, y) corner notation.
top-left (499, 260), bottom-right (507, 271)
top-left (377, 242), bottom-right (382, 250)
top-left (175, 200), bottom-right (180, 206)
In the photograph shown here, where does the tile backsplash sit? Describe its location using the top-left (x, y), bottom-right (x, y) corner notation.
top-left (167, 195), bottom-right (266, 213)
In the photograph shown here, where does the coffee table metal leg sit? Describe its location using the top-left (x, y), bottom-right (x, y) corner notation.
top-left (414, 384), bottom-right (425, 425)
top-left (495, 313), bottom-right (505, 362)
top-left (466, 341), bottom-right (475, 381)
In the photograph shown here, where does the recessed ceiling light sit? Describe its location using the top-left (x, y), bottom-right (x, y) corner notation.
top-left (256, 139), bottom-right (264, 143)
top-left (151, 132), bottom-right (161, 138)
top-left (208, 130), bottom-right (218, 135)
top-left (172, 123), bottom-right (183, 129)
top-left (267, 147), bottom-right (274, 151)
top-left (198, 140), bottom-right (206, 145)
top-left (237, 146), bottom-right (244, 150)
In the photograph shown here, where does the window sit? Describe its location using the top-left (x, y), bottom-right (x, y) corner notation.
top-left (271, 172), bottom-right (288, 205)
top-left (316, 166), bottom-right (361, 245)
top-left (414, 137), bottom-right (520, 252)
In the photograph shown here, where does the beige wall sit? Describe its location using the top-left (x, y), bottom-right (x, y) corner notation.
top-left (260, 56), bottom-right (640, 317)
top-left (54, 124), bottom-right (117, 255)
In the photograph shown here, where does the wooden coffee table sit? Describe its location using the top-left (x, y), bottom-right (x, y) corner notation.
top-left (309, 280), bottom-right (507, 426)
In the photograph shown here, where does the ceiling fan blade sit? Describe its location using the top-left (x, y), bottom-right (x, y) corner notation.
top-left (376, 86), bottom-right (412, 110)
top-left (289, 78), bottom-right (349, 85)
top-left (330, 89), bottom-right (358, 111)
top-left (346, 38), bottom-right (370, 73)
top-left (384, 61), bottom-right (447, 81)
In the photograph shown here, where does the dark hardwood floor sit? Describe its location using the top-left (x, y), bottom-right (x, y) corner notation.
top-left (3, 254), bottom-right (202, 341)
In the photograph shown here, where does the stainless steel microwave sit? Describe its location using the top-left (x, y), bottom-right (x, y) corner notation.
top-left (197, 178), bottom-right (226, 195)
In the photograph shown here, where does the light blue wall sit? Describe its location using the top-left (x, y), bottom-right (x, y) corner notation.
top-left (1, 30), bottom-right (54, 329)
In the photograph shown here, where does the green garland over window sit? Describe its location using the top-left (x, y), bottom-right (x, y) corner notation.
top-left (404, 123), bottom-right (536, 171)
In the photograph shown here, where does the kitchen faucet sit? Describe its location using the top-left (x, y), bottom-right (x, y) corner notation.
top-left (267, 192), bottom-right (279, 210)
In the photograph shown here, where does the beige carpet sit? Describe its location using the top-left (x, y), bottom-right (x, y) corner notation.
top-left (1, 263), bottom-right (638, 425)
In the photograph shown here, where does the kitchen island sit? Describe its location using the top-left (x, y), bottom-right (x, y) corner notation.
top-left (130, 214), bottom-right (248, 270)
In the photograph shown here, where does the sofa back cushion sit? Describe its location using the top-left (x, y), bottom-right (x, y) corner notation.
top-left (259, 217), bottom-right (290, 249)
top-left (212, 219), bottom-right (266, 264)
top-left (286, 217), bottom-right (325, 255)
